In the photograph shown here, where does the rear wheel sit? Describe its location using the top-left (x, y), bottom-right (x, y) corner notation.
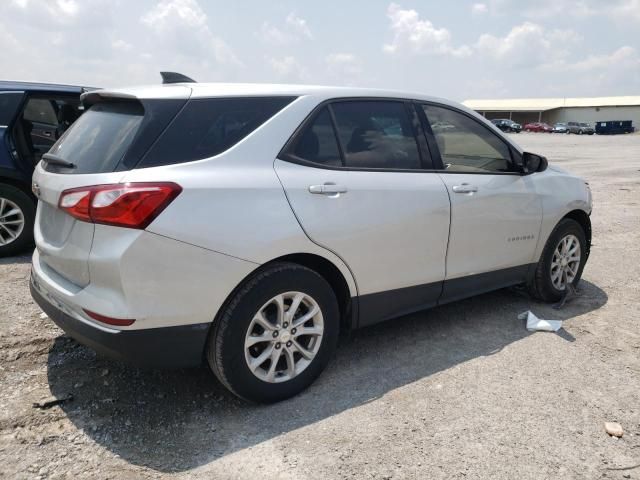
top-left (0, 184), bottom-right (35, 257)
top-left (528, 218), bottom-right (587, 302)
top-left (207, 263), bottom-right (340, 403)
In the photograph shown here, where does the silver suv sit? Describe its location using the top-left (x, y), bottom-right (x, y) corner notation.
top-left (30, 83), bottom-right (592, 402)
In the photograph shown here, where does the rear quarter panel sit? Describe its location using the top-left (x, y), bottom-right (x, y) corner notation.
top-left (122, 95), bottom-right (358, 297)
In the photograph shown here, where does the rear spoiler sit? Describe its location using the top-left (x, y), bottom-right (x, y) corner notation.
top-left (80, 90), bottom-right (138, 107)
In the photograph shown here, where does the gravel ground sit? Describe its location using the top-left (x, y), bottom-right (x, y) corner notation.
top-left (1, 133), bottom-right (639, 480)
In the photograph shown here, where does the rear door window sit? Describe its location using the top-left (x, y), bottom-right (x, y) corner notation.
top-left (331, 101), bottom-right (422, 170)
top-left (47, 102), bottom-right (144, 174)
top-left (140, 96), bottom-right (296, 168)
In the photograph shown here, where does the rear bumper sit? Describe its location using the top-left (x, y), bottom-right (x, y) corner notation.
top-left (31, 277), bottom-right (209, 367)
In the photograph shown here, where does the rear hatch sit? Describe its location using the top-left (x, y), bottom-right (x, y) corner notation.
top-left (33, 86), bottom-right (191, 287)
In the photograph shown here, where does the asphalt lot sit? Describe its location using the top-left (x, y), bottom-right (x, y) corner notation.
top-left (1, 132), bottom-right (639, 479)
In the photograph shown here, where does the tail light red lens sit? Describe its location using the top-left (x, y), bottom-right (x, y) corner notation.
top-left (58, 182), bottom-right (182, 229)
top-left (84, 309), bottom-right (136, 327)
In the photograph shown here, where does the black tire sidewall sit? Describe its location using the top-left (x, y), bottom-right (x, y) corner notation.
top-left (0, 184), bottom-right (35, 257)
top-left (210, 264), bottom-right (339, 403)
top-left (538, 219), bottom-right (587, 301)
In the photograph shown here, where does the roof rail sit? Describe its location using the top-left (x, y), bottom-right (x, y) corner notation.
top-left (160, 72), bottom-right (196, 84)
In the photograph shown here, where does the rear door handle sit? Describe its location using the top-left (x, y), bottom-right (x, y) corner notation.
top-left (452, 184), bottom-right (478, 194)
top-left (309, 184), bottom-right (348, 195)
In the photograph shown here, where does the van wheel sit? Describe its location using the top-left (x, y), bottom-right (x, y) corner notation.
top-left (207, 262), bottom-right (339, 403)
top-left (0, 184), bottom-right (35, 257)
top-left (528, 218), bottom-right (587, 302)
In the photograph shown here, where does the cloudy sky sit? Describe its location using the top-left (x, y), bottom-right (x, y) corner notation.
top-left (1, 0), bottom-right (639, 101)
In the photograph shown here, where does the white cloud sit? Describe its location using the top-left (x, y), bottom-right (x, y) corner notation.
top-left (472, 3), bottom-right (488, 14)
top-left (383, 3), bottom-right (471, 57)
top-left (475, 22), bottom-right (579, 68)
top-left (562, 46), bottom-right (640, 71)
top-left (140, 0), bottom-right (241, 67)
top-left (286, 12), bottom-right (312, 39)
top-left (259, 22), bottom-right (290, 45)
top-left (258, 12), bottom-right (313, 45)
top-left (610, 0), bottom-right (640, 22)
top-left (141, 0), bottom-right (206, 29)
top-left (521, 0), bottom-right (596, 19)
top-left (325, 53), bottom-right (364, 85)
top-left (267, 55), bottom-right (308, 81)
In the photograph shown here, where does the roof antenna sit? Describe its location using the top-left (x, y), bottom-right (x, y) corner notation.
top-left (160, 72), bottom-right (197, 84)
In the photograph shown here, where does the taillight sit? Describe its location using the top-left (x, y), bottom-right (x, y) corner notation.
top-left (58, 182), bottom-right (182, 229)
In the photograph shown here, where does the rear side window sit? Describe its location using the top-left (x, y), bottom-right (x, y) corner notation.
top-left (422, 104), bottom-right (512, 173)
top-left (140, 96), bottom-right (295, 168)
top-left (48, 102), bottom-right (144, 174)
top-left (24, 98), bottom-right (58, 125)
top-left (331, 101), bottom-right (421, 170)
top-left (290, 107), bottom-right (342, 166)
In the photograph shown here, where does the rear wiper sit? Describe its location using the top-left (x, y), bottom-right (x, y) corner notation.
top-left (42, 153), bottom-right (76, 169)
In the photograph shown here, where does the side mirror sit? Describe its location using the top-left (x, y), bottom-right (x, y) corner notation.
top-left (521, 152), bottom-right (548, 174)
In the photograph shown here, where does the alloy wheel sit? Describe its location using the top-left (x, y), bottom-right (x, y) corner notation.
top-left (244, 291), bottom-right (324, 383)
top-left (0, 197), bottom-right (25, 246)
top-left (550, 234), bottom-right (581, 290)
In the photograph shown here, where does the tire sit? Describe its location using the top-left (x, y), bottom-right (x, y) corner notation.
top-left (0, 184), bottom-right (36, 258)
top-left (207, 262), bottom-right (340, 403)
top-left (578, 130), bottom-right (583, 135)
top-left (528, 218), bottom-right (587, 302)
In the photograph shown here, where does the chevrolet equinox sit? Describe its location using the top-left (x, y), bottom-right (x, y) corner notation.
top-left (30, 82), bottom-right (592, 403)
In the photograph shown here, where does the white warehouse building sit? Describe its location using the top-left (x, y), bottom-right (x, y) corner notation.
top-left (463, 96), bottom-right (640, 128)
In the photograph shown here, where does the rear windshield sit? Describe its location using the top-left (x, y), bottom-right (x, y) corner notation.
top-left (47, 102), bottom-right (143, 174)
top-left (139, 96), bottom-right (296, 168)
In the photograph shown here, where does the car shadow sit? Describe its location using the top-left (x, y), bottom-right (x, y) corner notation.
top-left (46, 280), bottom-right (607, 473)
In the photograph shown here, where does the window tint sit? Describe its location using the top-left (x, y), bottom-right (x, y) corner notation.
top-left (331, 101), bottom-right (421, 170)
top-left (48, 102), bottom-right (143, 174)
top-left (141, 96), bottom-right (295, 168)
top-left (422, 105), bottom-right (512, 173)
top-left (0, 92), bottom-right (23, 125)
top-left (290, 107), bottom-right (341, 166)
top-left (24, 98), bottom-right (58, 125)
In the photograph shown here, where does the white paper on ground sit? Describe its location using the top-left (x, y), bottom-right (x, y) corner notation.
top-left (518, 311), bottom-right (563, 332)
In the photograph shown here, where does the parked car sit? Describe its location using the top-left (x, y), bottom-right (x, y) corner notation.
top-left (30, 81), bottom-right (592, 403)
top-left (0, 81), bottom-right (87, 257)
top-left (491, 118), bottom-right (522, 133)
top-left (595, 120), bottom-right (634, 135)
top-left (524, 122), bottom-right (553, 133)
top-left (567, 122), bottom-right (595, 135)
top-left (552, 122), bottom-right (569, 134)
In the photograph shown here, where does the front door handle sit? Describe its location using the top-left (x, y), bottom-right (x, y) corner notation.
top-left (452, 183), bottom-right (478, 194)
top-left (309, 184), bottom-right (348, 195)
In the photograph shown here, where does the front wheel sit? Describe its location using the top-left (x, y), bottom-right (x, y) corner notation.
top-left (207, 263), bottom-right (340, 403)
top-left (0, 184), bottom-right (36, 257)
top-left (528, 218), bottom-right (587, 302)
